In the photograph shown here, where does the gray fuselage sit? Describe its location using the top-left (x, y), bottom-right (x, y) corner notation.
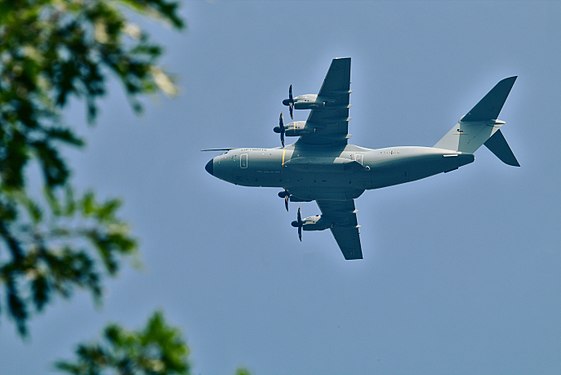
top-left (206, 144), bottom-right (474, 201)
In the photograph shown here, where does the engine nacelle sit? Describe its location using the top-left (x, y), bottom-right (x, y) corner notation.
top-left (283, 94), bottom-right (324, 110)
top-left (284, 93), bottom-right (350, 110)
top-left (294, 94), bottom-right (321, 109)
top-left (286, 121), bottom-right (311, 137)
top-left (291, 215), bottom-right (331, 231)
top-left (274, 121), bottom-right (313, 137)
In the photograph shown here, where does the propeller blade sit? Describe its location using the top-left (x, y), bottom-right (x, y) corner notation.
top-left (279, 189), bottom-right (290, 211)
top-left (289, 84), bottom-right (293, 102)
top-left (288, 85), bottom-right (294, 119)
top-left (292, 207), bottom-right (303, 241)
top-left (279, 112), bottom-right (285, 147)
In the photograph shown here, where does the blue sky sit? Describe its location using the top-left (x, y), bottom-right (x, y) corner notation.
top-left (1, 1), bottom-right (560, 374)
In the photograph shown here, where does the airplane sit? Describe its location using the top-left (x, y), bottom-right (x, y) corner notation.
top-left (204, 57), bottom-right (519, 260)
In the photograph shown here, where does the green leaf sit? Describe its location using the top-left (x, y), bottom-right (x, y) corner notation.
top-left (56, 311), bottom-right (190, 375)
top-left (81, 192), bottom-right (96, 216)
top-left (31, 273), bottom-right (51, 312)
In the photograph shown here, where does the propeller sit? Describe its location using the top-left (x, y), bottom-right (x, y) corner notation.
top-left (278, 189), bottom-right (290, 211)
top-left (291, 207), bottom-right (304, 241)
top-left (279, 112), bottom-right (285, 147)
top-left (282, 85), bottom-right (295, 119)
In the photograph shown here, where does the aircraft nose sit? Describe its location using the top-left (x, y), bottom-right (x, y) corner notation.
top-left (205, 159), bottom-right (214, 176)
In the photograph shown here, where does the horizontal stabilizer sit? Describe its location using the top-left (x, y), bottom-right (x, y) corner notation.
top-left (461, 76), bottom-right (517, 122)
top-left (484, 129), bottom-right (520, 167)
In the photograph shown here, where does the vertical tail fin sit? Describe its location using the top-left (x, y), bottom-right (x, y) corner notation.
top-left (434, 77), bottom-right (519, 166)
top-left (461, 76), bottom-right (517, 122)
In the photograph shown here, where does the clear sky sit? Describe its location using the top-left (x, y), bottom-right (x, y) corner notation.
top-left (2, 1), bottom-right (561, 374)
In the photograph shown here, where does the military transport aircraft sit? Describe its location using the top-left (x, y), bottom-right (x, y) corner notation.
top-left (204, 57), bottom-right (519, 260)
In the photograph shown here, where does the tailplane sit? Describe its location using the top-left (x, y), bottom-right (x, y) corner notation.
top-left (483, 129), bottom-right (520, 167)
top-left (434, 76), bottom-right (519, 166)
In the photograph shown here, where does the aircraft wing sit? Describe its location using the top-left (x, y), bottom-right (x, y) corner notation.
top-left (298, 57), bottom-right (351, 146)
top-left (316, 199), bottom-right (363, 260)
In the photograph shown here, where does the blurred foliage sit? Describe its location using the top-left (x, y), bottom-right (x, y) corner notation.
top-left (0, 187), bottom-right (137, 335)
top-left (55, 311), bottom-right (190, 375)
top-left (0, 0), bottom-right (183, 336)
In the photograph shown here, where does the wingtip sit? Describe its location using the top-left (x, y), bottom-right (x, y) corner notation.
top-left (344, 255), bottom-right (364, 261)
top-left (332, 57), bottom-right (352, 65)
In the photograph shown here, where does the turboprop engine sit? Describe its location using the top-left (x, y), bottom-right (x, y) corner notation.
top-left (273, 113), bottom-right (314, 147)
top-left (291, 208), bottom-right (330, 241)
top-left (273, 121), bottom-right (310, 136)
top-left (278, 190), bottom-right (313, 211)
top-left (282, 94), bottom-right (321, 109)
top-left (282, 85), bottom-right (325, 119)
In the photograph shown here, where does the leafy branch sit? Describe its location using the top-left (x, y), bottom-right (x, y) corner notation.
top-left (0, 0), bottom-right (183, 336)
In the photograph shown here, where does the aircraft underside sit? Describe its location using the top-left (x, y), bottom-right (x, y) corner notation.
top-left (204, 57), bottom-right (518, 260)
